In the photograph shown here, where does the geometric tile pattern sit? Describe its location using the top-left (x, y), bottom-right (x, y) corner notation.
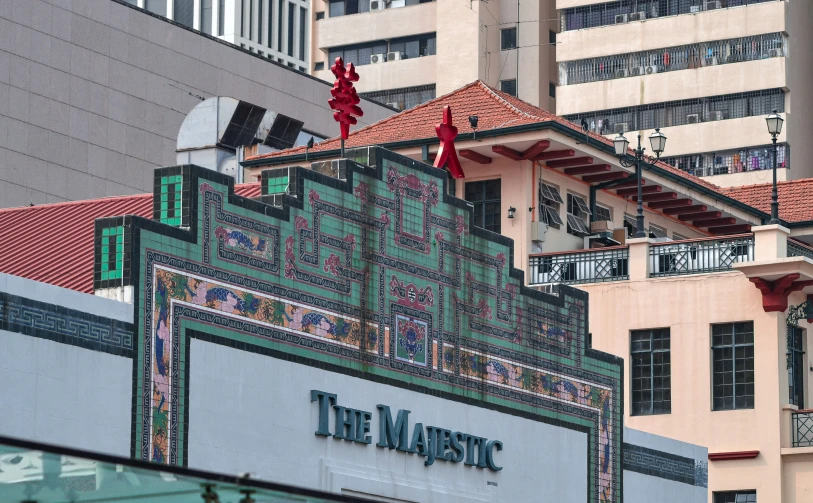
top-left (101, 148), bottom-right (624, 502)
top-left (622, 442), bottom-right (708, 488)
top-left (0, 292), bottom-right (134, 356)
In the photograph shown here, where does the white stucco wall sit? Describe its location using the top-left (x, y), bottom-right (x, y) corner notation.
top-left (187, 339), bottom-right (589, 502)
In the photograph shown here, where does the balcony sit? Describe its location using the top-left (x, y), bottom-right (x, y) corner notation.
top-left (792, 410), bottom-right (813, 448)
top-left (528, 234), bottom-right (757, 286)
top-left (650, 234), bottom-right (755, 277)
top-left (315, 2), bottom-right (437, 50)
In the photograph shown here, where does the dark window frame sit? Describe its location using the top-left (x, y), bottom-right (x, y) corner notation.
top-left (713, 490), bottom-right (757, 503)
top-left (500, 79), bottom-right (517, 96)
top-left (712, 322), bottom-right (755, 411)
top-left (631, 328), bottom-right (672, 416)
top-left (549, 82), bottom-right (556, 98)
top-left (788, 326), bottom-right (805, 408)
top-left (539, 182), bottom-right (564, 230)
top-left (465, 179), bottom-right (502, 234)
top-left (500, 27), bottom-right (517, 50)
top-left (566, 192), bottom-right (591, 237)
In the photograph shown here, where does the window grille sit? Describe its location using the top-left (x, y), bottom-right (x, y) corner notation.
top-left (631, 328), bottom-right (671, 415)
top-left (712, 322), bottom-right (755, 411)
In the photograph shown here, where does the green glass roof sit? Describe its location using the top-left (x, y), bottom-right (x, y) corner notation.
top-left (0, 436), bottom-right (371, 503)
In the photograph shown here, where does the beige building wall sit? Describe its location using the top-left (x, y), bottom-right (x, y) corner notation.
top-left (554, 0), bottom-right (813, 185)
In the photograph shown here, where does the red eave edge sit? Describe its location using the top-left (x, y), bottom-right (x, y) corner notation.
top-left (708, 450), bottom-right (760, 461)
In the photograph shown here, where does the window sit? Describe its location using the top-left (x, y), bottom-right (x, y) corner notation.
top-left (145, 0), bottom-right (167, 16)
top-left (712, 322), bottom-right (755, 411)
top-left (539, 182), bottom-right (564, 230)
top-left (500, 27), bottom-right (517, 50)
top-left (267, 0), bottom-right (273, 48)
top-left (465, 179), bottom-right (501, 234)
top-left (788, 326), bottom-right (805, 408)
top-left (549, 30), bottom-right (556, 44)
top-left (500, 79), bottom-right (517, 96)
top-left (594, 204), bottom-right (611, 223)
top-left (249, 0), bottom-right (255, 40)
top-left (329, 40), bottom-right (388, 67)
top-left (201, 0), bottom-right (213, 34)
top-left (299, 7), bottom-right (307, 60)
top-left (714, 491), bottom-right (756, 503)
top-left (663, 143), bottom-right (790, 178)
top-left (649, 224), bottom-right (667, 239)
top-left (631, 329), bottom-right (671, 415)
top-left (314, 61), bottom-right (324, 71)
top-left (287, 2), bottom-right (295, 56)
top-left (672, 232), bottom-right (688, 241)
top-left (241, 0), bottom-right (248, 36)
top-left (218, 0), bottom-right (226, 35)
top-left (389, 33), bottom-right (437, 59)
top-left (278, 0), bottom-right (284, 52)
top-left (360, 85), bottom-right (436, 110)
top-left (316, 11), bottom-right (325, 20)
top-left (566, 193), bottom-right (591, 237)
top-left (624, 214), bottom-right (637, 237)
top-left (258, 0), bottom-right (264, 43)
top-left (549, 82), bottom-right (556, 98)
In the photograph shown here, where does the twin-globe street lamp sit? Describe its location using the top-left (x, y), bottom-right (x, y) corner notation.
top-left (612, 129), bottom-right (667, 239)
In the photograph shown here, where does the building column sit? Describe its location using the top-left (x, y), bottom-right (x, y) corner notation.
top-left (626, 237), bottom-right (650, 281)
top-left (753, 223), bottom-right (790, 260)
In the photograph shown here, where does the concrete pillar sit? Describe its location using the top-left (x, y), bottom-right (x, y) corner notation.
top-left (753, 224), bottom-right (790, 260)
top-left (627, 237), bottom-right (650, 280)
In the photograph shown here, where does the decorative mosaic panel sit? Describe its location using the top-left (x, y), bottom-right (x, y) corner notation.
top-left (101, 148), bottom-right (623, 502)
top-left (622, 442), bottom-right (708, 488)
top-left (100, 226), bottom-right (124, 281)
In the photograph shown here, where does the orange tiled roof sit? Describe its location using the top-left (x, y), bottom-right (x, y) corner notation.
top-left (0, 183), bottom-right (261, 293)
top-left (721, 179), bottom-right (813, 223)
top-left (249, 80), bottom-right (720, 191)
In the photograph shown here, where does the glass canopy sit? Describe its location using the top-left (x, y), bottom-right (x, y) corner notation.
top-left (0, 435), bottom-right (370, 503)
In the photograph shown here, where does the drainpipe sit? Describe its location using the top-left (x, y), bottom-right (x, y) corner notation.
top-left (589, 176), bottom-right (633, 222)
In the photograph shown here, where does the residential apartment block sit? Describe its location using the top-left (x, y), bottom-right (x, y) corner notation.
top-left (247, 81), bottom-right (813, 501)
top-left (554, 0), bottom-right (813, 187)
top-left (309, 0), bottom-right (558, 111)
top-left (122, 0), bottom-right (310, 70)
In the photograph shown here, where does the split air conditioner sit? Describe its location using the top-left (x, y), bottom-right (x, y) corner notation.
top-left (631, 67), bottom-right (645, 76)
top-left (614, 14), bottom-right (628, 24)
top-left (387, 51), bottom-right (403, 61)
top-left (768, 48), bottom-right (783, 58)
top-left (615, 68), bottom-right (629, 78)
top-left (628, 11), bottom-right (646, 21)
top-left (686, 113), bottom-right (700, 124)
top-left (370, 53), bottom-right (386, 64)
top-left (704, 0), bottom-right (722, 10)
top-left (370, 0), bottom-right (385, 9)
top-left (645, 65), bottom-right (658, 74)
top-left (709, 110), bottom-right (725, 121)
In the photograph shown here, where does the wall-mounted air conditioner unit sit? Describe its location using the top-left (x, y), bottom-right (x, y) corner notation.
top-left (614, 123), bottom-right (629, 134)
top-left (686, 113), bottom-right (700, 124)
top-left (615, 14), bottom-right (628, 24)
top-left (370, 0), bottom-right (385, 10)
top-left (645, 65), bottom-right (658, 74)
top-left (709, 110), bottom-right (725, 121)
top-left (768, 48), bottom-right (783, 57)
top-left (704, 0), bottom-right (722, 10)
top-left (631, 67), bottom-right (645, 76)
top-left (387, 51), bottom-right (403, 61)
top-left (370, 53), bottom-right (386, 64)
top-left (615, 68), bottom-right (629, 78)
top-left (629, 11), bottom-right (646, 21)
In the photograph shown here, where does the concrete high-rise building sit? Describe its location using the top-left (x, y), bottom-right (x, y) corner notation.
top-left (309, 0), bottom-right (558, 111)
top-left (123, 0), bottom-right (310, 71)
top-left (554, 0), bottom-right (813, 188)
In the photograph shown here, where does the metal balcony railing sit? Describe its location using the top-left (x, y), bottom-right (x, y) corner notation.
top-left (649, 234), bottom-right (754, 277)
top-left (662, 143), bottom-right (789, 178)
top-left (529, 246), bottom-right (629, 285)
top-left (792, 410), bottom-right (813, 447)
top-left (788, 239), bottom-right (813, 261)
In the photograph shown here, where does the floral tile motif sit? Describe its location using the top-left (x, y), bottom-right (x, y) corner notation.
top-left (394, 315), bottom-right (428, 366)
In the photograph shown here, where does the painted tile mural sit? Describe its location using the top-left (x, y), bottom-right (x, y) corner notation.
top-left (100, 149), bottom-right (623, 503)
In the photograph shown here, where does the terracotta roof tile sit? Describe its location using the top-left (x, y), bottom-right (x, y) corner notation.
top-left (0, 182), bottom-right (261, 293)
top-left (721, 179), bottom-right (813, 223)
top-left (249, 80), bottom-right (719, 192)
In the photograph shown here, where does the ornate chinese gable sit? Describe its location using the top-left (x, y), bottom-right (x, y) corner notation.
top-left (96, 147), bottom-right (623, 503)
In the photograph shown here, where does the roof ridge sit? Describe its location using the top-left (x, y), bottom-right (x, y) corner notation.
top-left (478, 82), bottom-right (549, 121)
top-left (0, 192), bottom-right (153, 214)
top-left (724, 177), bottom-right (813, 191)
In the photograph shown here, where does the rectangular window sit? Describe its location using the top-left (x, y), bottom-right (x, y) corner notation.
top-left (631, 329), bottom-right (671, 415)
top-left (714, 491), bottom-right (756, 503)
top-left (649, 224), bottom-right (667, 239)
top-left (146, 0), bottom-right (167, 16)
top-left (549, 82), bottom-right (556, 98)
top-left (549, 30), bottom-right (556, 44)
top-left (316, 11), bottom-right (325, 20)
top-left (258, 0), bottom-right (264, 44)
top-left (299, 7), bottom-right (307, 60)
top-left (287, 2), bottom-right (295, 56)
top-left (201, 0), bottom-right (213, 34)
top-left (267, 0), bottom-right (273, 48)
top-left (249, 0), bottom-right (255, 40)
top-left (788, 326), bottom-right (805, 408)
top-left (314, 61), bottom-right (324, 71)
top-left (539, 182), bottom-right (564, 230)
top-left (566, 193), bottom-right (591, 237)
top-left (329, 0), bottom-right (345, 16)
top-left (624, 213), bottom-right (637, 237)
top-left (673, 232), bottom-right (688, 241)
top-left (594, 204), bottom-right (611, 223)
top-left (278, 0), bottom-right (284, 52)
top-left (465, 179), bottom-right (501, 234)
top-left (500, 27), bottom-right (517, 50)
top-left (712, 322), bottom-right (755, 411)
top-left (218, 0), bottom-right (226, 35)
top-left (389, 33), bottom-right (437, 59)
top-left (359, 84), bottom-right (436, 110)
top-left (500, 79), bottom-right (517, 97)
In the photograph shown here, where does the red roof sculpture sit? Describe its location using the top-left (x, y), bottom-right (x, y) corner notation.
top-left (433, 106), bottom-right (465, 179)
top-left (327, 57), bottom-right (363, 140)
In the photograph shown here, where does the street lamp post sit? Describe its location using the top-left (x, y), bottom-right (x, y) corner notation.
top-left (765, 109), bottom-right (784, 225)
top-left (613, 129), bottom-right (667, 238)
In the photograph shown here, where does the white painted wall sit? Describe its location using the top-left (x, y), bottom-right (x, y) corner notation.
top-left (187, 339), bottom-right (589, 502)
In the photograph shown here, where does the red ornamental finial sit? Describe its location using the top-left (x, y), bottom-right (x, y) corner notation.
top-left (328, 57), bottom-right (363, 140)
top-left (433, 106), bottom-right (464, 179)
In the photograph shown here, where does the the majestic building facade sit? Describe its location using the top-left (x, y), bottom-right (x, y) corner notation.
top-left (0, 147), bottom-right (708, 502)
